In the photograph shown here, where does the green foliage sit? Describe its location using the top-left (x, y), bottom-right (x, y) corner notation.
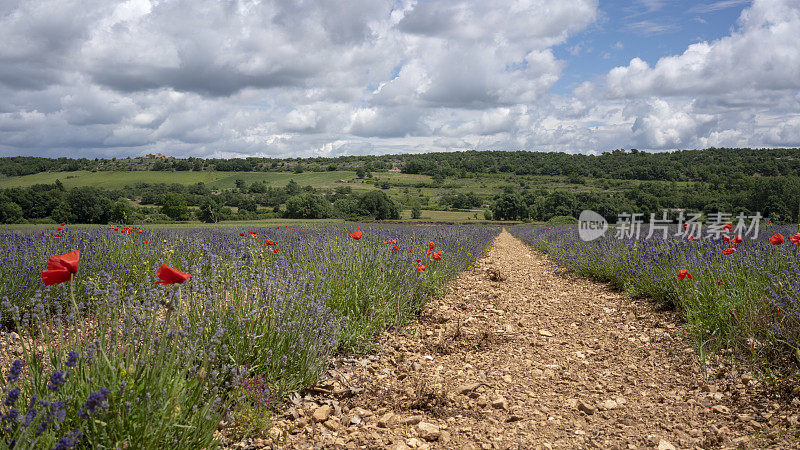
top-left (0, 201), bottom-right (23, 223)
top-left (491, 193), bottom-right (527, 220)
top-left (411, 204), bottom-right (422, 219)
top-left (546, 215), bottom-right (577, 225)
top-left (197, 197), bottom-right (224, 223)
top-left (284, 192), bottom-right (332, 219)
top-left (358, 190), bottom-right (400, 220)
top-left (160, 193), bottom-right (190, 221)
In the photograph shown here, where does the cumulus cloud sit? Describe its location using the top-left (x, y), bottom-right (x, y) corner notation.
top-left (0, 0), bottom-right (798, 158)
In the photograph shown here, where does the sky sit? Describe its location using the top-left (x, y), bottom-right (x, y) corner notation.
top-left (0, 0), bottom-right (798, 159)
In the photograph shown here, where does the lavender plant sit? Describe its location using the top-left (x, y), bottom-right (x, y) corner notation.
top-left (1, 223), bottom-right (498, 446)
top-left (510, 224), bottom-right (800, 372)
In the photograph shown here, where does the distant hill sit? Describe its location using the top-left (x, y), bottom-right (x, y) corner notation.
top-left (0, 148), bottom-right (798, 225)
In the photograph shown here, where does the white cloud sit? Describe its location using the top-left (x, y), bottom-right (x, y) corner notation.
top-left (0, 0), bottom-right (798, 158)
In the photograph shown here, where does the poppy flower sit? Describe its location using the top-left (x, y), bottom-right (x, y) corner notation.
top-left (790, 233), bottom-right (800, 246)
top-left (53, 233), bottom-right (61, 238)
top-left (41, 250), bottom-right (80, 286)
top-left (732, 236), bottom-right (743, 244)
top-left (250, 230), bottom-right (257, 236)
top-left (770, 233), bottom-right (784, 245)
top-left (60, 222), bottom-right (66, 226)
top-left (688, 235), bottom-right (695, 241)
top-left (350, 230), bottom-right (362, 240)
top-left (392, 239), bottom-right (397, 245)
top-left (239, 232), bottom-right (245, 237)
top-left (429, 242), bottom-right (435, 250)
top-left (416, 264), bottom-right (427, 272)
top-left (56, 227), bottom-right (63, 231)
top-left (723, 235), bottom-right (730, 242)
top-left (722, 222), bottom-right (732, 231)
top-left (155, 263), bottom-right (191, 285)
top-left (264, 239), bottom-right (277, 246)
top-left (273, 247), bottom-right (279, 254)
top-left (391, 245), bottom-right (399, 254)
top-left (431, 251), bottom-right (442, 261)
top-left (682, 223), bottom-right (688, 230)
top-left (415, 258), bottom-right (421, 264)
top-left (722, 248), bottom-right (736, 255)
top-left (677, 269), bottom-right (693, 280)
top-left (384, 240), bottom-right (389, 245)
top-left (717, 279), bottom-right (723, 286)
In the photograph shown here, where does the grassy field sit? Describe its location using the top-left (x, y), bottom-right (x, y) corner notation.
top-left (0, 170), bottom-right (435, 190)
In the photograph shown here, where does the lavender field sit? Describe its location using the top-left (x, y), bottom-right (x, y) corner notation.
top-left (0, 224), bottom-right (498, 448)
top-left (509, 225), bottom-right (800, 373)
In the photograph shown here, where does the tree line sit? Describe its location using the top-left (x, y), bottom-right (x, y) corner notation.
top-left (0, 180), bottom-right (400, 224)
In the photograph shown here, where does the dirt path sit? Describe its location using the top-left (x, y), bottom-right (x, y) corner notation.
top-left (265, 230), bottom-right (797, 449)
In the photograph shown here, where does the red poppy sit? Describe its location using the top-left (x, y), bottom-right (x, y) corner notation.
top-left (138, 229), bottom-right (143, 233)
top-left (384, 240), bottom-right (389, 245)
top-left (723, 235), bottom-right (730, 242)
top-left (790, 233), bottom-right (800, 246)
top-left (53, 233), bottom-right (61, 238)
top-left (350, 230), bottom-right (362, 240)
top-left (56, 227), bottom-right (63, 231)
top-left (155, 263), bottom-right (191, 285)
top-left (682, 223), bottom-right (688, 230)
top-left (677, 269), bottom-right (693, 280)
top-left (392, 239), bottom-right (397, 245)
top-left (722, 222), bottom-right (732, 231)
top-left (143, 240), bottom-right (148, 244)
top-left (429, 242), bottom-right (435, 250)
top-left (41, 250), bottom-right (80, 286)
top-left (416, 264), bottom-right (427, 272)
top-left (239, 232), bottom-right (245, 237)
top-left (415, 258), bottom-right (422, 264)
top-left (688, 235), bottom-right (695, 241)
top-left (273, 247), bottom-right (279, 254)
top-left (431, 251), bottom-right (442, 261)
top-left (717, 279), bottom-right (723, 286)
top-left (732, 236), bottom-right (743, 244)
top-left (60, 222), bottom-right (66, 226)
top-left (770, 233), bottom-right (784, 245)
top-left (722, 248), bottom-right (736, 255)
top-left (264, 239), bottom-right (277, 246)
top-left (250, 230), bottom-right (257, 236)
top-left (391, 245), bottom-right (399, 254)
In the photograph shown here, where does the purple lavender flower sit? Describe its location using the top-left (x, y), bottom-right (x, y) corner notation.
top-left (47, 370), bottom-right (69, 391)
top-left (79, 388), bottom-right (110, 419)
top-left (53, 429), bottom-right (83, 450)
top-left (65, 350), bottom-right (78, 368)
top-left (6, 360), bottom-right (23, 382)
top-left (3, 387), bottom-right (19, 407)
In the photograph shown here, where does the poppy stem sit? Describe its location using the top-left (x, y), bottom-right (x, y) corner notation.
top-left (69, 273), bottom-right (77, 316)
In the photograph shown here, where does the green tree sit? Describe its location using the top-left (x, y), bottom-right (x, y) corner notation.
top-left (0, 201), bottom-right (23, 223)
top-left (491, 193), bottom-right (527, 220)
top-left (239, 197), bottom-right (258, 213)
top-left (358, 190), bottom-right (400, 220)
top-left (284, 192), bottom-right (332, 219)
top-left (197, 197), bottom-right (222, 223)
top-left (161, 193), bottom-right (189, 221)
top-left (110, 201), bottom-right (132, 223)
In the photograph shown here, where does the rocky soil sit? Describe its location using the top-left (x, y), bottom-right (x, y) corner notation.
top-left (225, 230), bottom-right (800, 449)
